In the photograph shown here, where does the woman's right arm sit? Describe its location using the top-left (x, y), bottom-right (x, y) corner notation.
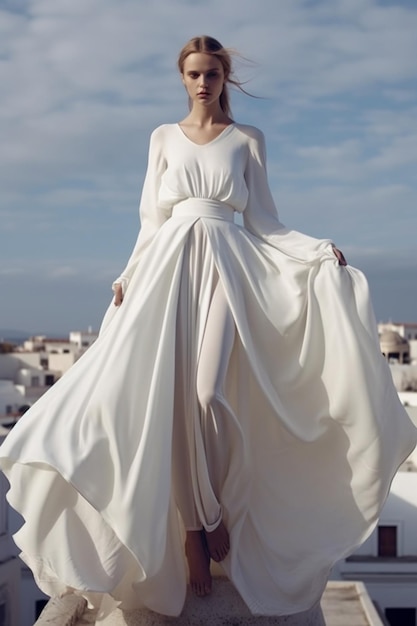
top-left (113, 126), bottom-right (169, 305)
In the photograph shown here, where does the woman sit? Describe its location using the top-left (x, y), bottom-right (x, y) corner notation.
top-left (0, 36), bottom-right (416, 619)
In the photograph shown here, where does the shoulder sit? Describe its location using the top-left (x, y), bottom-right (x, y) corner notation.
top-left (233, 123), bottom-right (267, 163)
top-left (147, 124), bottom-right (178, 158)
top-left (149, 123), bottom-right (175, 143)
top-left (233, 123), bottom-right (265, 145)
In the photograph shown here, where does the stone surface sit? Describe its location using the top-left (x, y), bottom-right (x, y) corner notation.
top-left (97, 577), bottom-right (325, 626)
top-left (35, 594), bottom-right (87, 626)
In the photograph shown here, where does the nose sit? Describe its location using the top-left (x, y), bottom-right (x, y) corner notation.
top-left (199, 74), bottom-right (208, 87)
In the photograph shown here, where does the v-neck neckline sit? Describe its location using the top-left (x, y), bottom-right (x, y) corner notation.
top-left (176, 123), bottom-right (235, 147)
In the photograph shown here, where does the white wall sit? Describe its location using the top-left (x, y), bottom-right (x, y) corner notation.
top-left (410, 340), bottom-right (417, 363)
top-left (343, 473), bottom-right (417, 559)
top-left (69, 330), bottom-right (98, 349)
top-left (400, 392), bottom-right (417, 407)
top-left (333, 471), bottom-right (417, 620)
top-left (0, 354), bottom-right (50, 383)
top-left (15, 367), bottom-right (55, 388)
top-left (48, 352), bottom-right (77, 375)
top-left (43, 341), bottom-right (76, 354)
top-left (389, 365), bottom-right (417, 392)
top-left (14, 353), bottom-right (43, 369)
top-left (0, 355), bottom-right (20, 380)
top-left (0, 440), bottom-right (21, 625)
top-left (1, 435), bottom-right (49, 626)
top-left (365, 581), bottom-right (417, 614)
top-left (0, 381), bottom-right (25, 416)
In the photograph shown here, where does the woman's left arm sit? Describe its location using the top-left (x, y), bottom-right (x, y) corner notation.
top-left (242, 127), bottom-right (347, 266)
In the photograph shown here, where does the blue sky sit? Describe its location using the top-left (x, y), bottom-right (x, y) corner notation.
top-left (0, 0), bottom-right (416, 334)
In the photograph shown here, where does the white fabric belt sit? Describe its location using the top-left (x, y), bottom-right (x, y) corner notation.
top-left (172, 198), bottom-right (235, 222)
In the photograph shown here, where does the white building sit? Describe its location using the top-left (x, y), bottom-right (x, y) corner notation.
top-left (8, 505), bottom-right (49, 626)
top-left (21, 335), bottom-right (72, 354)
top-left (378, 322), bottom-right (417, 364)
top-left (380, 330), bottom-right (410, 364)
top-left (389, 365), bottom-right (417, 394)
top-left (16, 330), bottom-right (98, 378)
top-left (378, 322), bottom-right (417, 343)
top-left (0, 428), bottom-right (49, 626)
top-left (0, 329), bottom-right (99, 416)
top-left (69, 328), bottom-right (98, 350)
top-left (332, 406), bottom-right (417, 626)
top-left (0, 330), bottom-right (99, 625)
top-left (0, 353), bottom-right (57, 409)
top-left (0, 380), bottom-right (26, 421)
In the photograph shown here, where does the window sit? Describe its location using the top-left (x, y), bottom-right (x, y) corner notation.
top-left (35, 599), bottom-right (48, 619)
top-left (378, 525), bottom-right (397, 557)
top-left (0, 474), bottom-right (8, 535)
top-left (5, 405), bottom-right (12, 415)
top-left (45, 375), bottom-right (55, 386)
top-left (0, 584), bottom-right (10, 626)
top-left (31, 376), bottom-right (40, 387)
top-left (386, 607), bottom-right (416, 626)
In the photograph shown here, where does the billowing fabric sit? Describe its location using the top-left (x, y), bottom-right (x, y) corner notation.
top-left (0, 123), bottom-right (416, 619)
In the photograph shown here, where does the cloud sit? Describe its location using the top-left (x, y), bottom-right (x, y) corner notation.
top-left (274, 182), bottom-right (417, 253)
top-left (0, 0), bottom-right (416, 330)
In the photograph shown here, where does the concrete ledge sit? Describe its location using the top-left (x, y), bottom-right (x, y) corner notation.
top-left (38, 580), bottom-right (385, 626)
top-left (35, 594), bottom-right (87, 626)
top-left (321, 582), bottom-right (384, 626)
top-left (355, 582), bottom-right (387, 626)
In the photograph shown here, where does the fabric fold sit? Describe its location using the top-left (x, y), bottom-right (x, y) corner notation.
top-left (1, 123), bottom-right (415, 618)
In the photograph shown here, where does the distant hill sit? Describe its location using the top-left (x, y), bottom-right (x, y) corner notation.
top-left (0, 329), bottom-right (32, 344)
top-left (0, 329), bottom-right (70, 344)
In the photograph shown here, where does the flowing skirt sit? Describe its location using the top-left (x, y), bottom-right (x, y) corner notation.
top-left (0, 200), bottom-right (416, 619)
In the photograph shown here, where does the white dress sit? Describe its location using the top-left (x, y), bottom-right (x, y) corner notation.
top-left (0, 122), bottom-right (416, 619)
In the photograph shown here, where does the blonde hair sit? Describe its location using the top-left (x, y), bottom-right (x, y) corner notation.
top-left (177, 36), bottom-right (247, 117)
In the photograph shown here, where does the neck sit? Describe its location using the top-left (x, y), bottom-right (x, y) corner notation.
top-left (186, 103), bottom-right (230, 127)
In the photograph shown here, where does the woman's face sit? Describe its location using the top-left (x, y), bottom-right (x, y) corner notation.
top-left (181, 53), bottom-right (225, 108)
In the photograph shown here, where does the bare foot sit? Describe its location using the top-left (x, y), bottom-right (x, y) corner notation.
top-left (204, 520), bottom-right (230, 562)
top-left (185, 530), bottom-right (212, 597)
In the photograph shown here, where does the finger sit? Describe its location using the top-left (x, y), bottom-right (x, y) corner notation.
top-left (339, 251), bottom-right (347, 266)
top-left (333, 247), bottom-right (347, 266)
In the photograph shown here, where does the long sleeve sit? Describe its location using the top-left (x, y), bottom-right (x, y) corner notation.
top-left (243, 127), bottom-right (334, 263)
top-left (242, 126), bottom-right (286, 238)
top-left (113, 126), bottom-right (169, 294)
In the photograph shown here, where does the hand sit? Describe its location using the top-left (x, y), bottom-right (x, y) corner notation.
top-left (332, 245), bottom-right (347, 266)
top-left (114, 283), bottom-right (124, 306)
